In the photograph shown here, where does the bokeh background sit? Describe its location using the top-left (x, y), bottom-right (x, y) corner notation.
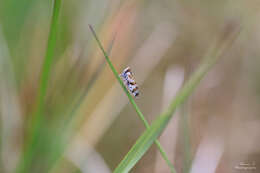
top-left (0, 0), bottom-right (259, 172)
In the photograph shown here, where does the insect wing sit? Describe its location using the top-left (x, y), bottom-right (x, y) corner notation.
top-left (120, 67), bottom-right (139, 97)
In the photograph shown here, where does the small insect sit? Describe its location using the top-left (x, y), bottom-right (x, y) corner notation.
top-left (120, 67), bottom-right (139, 97)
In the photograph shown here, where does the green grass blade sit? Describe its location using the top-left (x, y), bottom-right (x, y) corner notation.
top-left (16, 0), bottom-right (62, 172)
top-left (114, 115), bottom-right (171, 173)
top-left (89, 25), bottom-right (176, 173)
top-left (112, 28), bottom-right (240, 173)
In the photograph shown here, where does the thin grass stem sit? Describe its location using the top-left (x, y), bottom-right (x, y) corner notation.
top-left (89, 24), bottom-right (176, 173)
top-left (16, 0), bottom-right (62, 172)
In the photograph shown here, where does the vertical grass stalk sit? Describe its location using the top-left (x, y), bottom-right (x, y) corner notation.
top-left (89, 25), bottom-right (176, 173)
top-left (16, 0), bottom-right (62, 172)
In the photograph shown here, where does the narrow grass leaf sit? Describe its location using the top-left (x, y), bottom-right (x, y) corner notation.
top-left (16, 0), bottom-right (62, 172)
top-left (89, 24), bottom-right (176, 173)
top-left (113, 27), bottom-right (240, 173)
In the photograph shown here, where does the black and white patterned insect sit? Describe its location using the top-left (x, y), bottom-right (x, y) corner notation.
top-left (120, 67), bottom-right (139, 97)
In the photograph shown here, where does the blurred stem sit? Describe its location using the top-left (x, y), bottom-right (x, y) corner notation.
top-left (89, 25), bottom-right (176, 173)
top-left (180, 100), bottom-right (192, 173)
top-left (16, 0), bottom-right (62, 172)
top-left (65, 32), bottom-right (117, 125)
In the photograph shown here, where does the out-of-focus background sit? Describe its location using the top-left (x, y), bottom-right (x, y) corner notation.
top-left (0, 0), bottom-right (259, 172)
